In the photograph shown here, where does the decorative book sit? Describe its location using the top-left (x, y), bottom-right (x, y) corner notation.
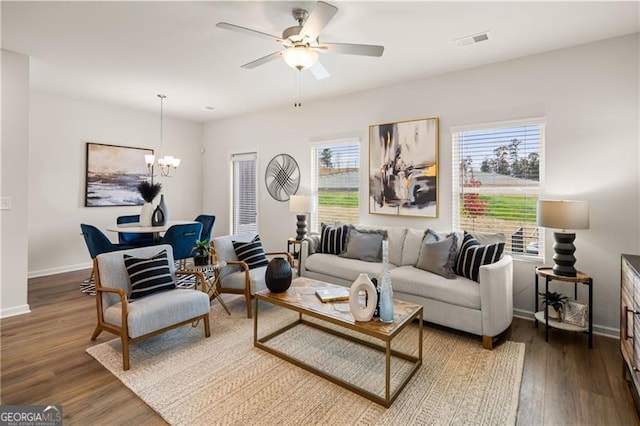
top-left (315, 287), bottom-right (350, 303)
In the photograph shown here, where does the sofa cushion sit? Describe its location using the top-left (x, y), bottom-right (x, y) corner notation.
top-left (319, 224), bottom-right (348, 255)
top-left (401, 228), bottom-right (426, 266)
top-left (415, 233), bottom-right (458, 279)
top-left (455, 232), bottom-right (505, 282)
top-left (124, 249), bottom-right (175, 300)
top-left (390, 266), bottom-right (481, 310)
top-left (233, 235), bottom-right (269, 270)
top-left (340, 226), bottom-right (387, 262)
top-left (353, 225), bottom-right (406, 266)
top-left (305, 253), bottom-right (386, 283)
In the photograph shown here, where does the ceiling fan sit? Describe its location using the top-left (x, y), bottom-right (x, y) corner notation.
top-left (216, 1), bottom-right (384, 80)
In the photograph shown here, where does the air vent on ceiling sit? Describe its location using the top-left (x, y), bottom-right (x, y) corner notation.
top-left (455, 31), bottom-right (490, 47)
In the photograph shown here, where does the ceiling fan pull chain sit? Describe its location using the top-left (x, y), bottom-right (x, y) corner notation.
top-left (294, 70), bottom-right (302, 108)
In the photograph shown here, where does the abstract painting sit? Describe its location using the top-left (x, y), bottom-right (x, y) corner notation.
top-left (85, 143), bottom-right (153, 207)
top-left (369, 117), bottom-right (439, 217)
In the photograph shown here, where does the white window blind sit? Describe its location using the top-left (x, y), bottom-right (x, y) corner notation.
top-left (232, 152), bottom-right (257, 235)
top-left (452, 119), bottom-right (544, 259)
top-left (310, 140), bottom-right (360, 232)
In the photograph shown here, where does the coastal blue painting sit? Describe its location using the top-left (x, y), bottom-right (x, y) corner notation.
top-left (85, 143), bottom-right (153, 207)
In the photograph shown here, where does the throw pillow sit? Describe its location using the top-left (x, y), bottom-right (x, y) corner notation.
top-left (232, 235), bottom-right (269, 270)
top-left (319, 223), bottom-right (348, 255)
top-left (415, 233), bottom-right (458, 279)
top-left (455, 231), bottom-right (505, 282)
top-left (124, 249), bottom-right (175, 300)
top-left (340, 226), bottom-right (387, 262)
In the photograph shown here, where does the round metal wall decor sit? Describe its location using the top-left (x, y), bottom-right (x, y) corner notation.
top-left (265, 154), bottom-right (300, 202)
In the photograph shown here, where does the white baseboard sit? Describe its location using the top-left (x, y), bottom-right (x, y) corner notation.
top-left (513, 308), bottom-right (619, 339)
top-left (28, 262), bottom-right (91, 279)
top-left (0, 304), bottom-right (31, 319)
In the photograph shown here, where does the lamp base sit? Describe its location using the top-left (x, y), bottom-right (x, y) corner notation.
top-left (552, 231), bottom-right (577, 277)
top-left (295, 214), bottom-right (307, 240)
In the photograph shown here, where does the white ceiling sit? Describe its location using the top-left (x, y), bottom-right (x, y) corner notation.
top-left (2, 1), bottom-right (638, 122)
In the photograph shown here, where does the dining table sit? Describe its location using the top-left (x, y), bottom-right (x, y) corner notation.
top-left (107, 220), bottom-right (197, 243)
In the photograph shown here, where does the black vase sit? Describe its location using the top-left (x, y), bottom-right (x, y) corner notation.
top-left (151, 205), bottom-right (166, 226)
top-left (265, 257), bottom-right (292, 293)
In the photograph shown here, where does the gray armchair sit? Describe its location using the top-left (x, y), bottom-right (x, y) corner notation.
top-left (211, 234), bottom-right (293, 318)
top-left (90, 244), bottom-right (211, 370)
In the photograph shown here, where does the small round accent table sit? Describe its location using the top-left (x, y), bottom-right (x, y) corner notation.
top-left (181, 259), bottom-right (231, 315)
top-left (534, 266), bottom-right (593, 348)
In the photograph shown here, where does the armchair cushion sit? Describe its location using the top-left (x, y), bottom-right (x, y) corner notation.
top-left (232, 235), bottom-right (268, 269)
top-left (103, 288), bottom-right (210, 339)
top-left (220, 265), bottom-right (268, 294)
top-left (124, 249), bottom-right (175, 300)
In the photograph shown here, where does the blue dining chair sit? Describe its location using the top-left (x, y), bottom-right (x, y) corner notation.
top-left (116, 214), bottom-right (154, 246)
top-left (195, 215), bottom-right (216, 242)
top-left (159, 222), bottom-right (203, 288)
top-left (80, 224), bottom-right (133, 294)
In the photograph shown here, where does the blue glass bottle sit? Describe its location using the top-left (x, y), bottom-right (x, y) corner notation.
top-left (379, 239), bottom-right (394, 323)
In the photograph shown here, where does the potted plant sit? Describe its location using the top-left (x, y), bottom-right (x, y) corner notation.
top-left (137, 181), bottom-right (162, 226)
top-left (192, 239), bottom-right (211, 266)
top-left (538, 291), bottom-right (568, 320)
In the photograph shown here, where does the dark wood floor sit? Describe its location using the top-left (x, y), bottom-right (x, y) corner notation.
top-left (1, 270), bottom-right (638, 425)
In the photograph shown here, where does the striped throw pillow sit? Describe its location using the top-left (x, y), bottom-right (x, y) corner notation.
top-left (124, 250), bottom-right (175, 300)
top-left (232, 235), bottom-right (269, 270)
top-left (455, 232), bottom-right (505, 282)
top-left (319, 223), bottom-right (348, 255)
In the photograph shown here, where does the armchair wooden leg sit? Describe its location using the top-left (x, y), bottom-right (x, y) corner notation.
top-left (91, 325), bottom-right (102, 341)
top-left (245, 293), bottom-right (252, 318)
top-left (204, 314), bottom-right (211, 337)
top-left (122, 336), bottom-right (130, 371)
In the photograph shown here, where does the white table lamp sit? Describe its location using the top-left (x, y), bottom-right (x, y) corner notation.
top-left (537, 199), bottom-right (590, 277)
top-left (289, 195), bottom-right (316, 240)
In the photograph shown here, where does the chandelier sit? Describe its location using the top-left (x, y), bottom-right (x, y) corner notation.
top-left (145, 94), bottom-right (180, 177)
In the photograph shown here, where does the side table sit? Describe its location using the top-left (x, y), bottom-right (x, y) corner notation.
top-left (181, 260), bottom-right (231, 315)
top-left (534, 266), bottom-right (593, 348)
top-left (287, 237), bottom-right (302, 267)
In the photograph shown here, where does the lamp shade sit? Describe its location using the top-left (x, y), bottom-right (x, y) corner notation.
top-left (289, 195), bottom-right (315, 213)
top-left (537, 200), bottom-right (589, 231)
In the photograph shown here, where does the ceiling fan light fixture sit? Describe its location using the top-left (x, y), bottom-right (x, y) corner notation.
top-left (283, 46), bottom-right (318, 70)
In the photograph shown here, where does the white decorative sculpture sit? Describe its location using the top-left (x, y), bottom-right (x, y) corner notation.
top-left (349, 273), bottom-right (377, 322)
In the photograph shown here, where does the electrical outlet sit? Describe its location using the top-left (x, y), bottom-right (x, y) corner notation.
top-left (1, 197), bottom-right (11, 210)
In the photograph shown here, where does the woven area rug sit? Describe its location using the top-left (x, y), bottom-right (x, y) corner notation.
top-left (86, 300), bottom-right (524, 425)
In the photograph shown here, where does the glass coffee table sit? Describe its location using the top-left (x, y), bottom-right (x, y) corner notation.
top-left (254, 277), bottom-right (423, 407)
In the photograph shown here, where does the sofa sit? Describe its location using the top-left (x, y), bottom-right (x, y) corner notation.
top-left (299, 225), bottom-right (513, 349)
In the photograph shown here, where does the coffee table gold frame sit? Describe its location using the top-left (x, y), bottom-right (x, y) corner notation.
top-left (254, 277), bottom-right (423, 408)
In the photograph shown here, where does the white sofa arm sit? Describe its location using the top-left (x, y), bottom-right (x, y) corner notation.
top-left (300, 240), bottom-right (310, 276)
top-left (478, 254), bottom-right (514, 337)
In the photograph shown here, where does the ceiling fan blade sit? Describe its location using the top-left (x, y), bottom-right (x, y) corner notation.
top-left (309, 60), bottom-right (330, 80)
top-left (241, 51), bottom-right (282, 69)
top-left (300, 1), bottom-right (339, 40)
top-left (319, 42), bottom-right (384, 57)
top-left (216, 22), bottom-right (282, 43)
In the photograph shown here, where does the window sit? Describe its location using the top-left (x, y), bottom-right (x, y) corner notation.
top-left (452, 119), bottom-right (544, 258)
top-left (310, 140), bottom-right (360, 232)
top-left (231, 152), bottom-right (257, 234)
